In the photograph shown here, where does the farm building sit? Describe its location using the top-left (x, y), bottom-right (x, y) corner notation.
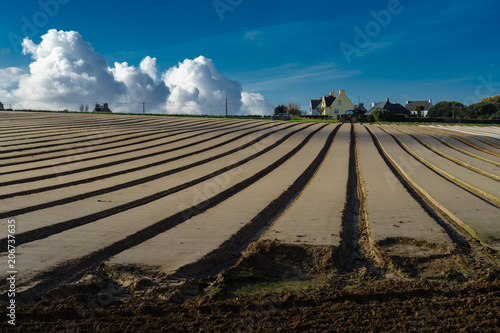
top-left (310, 99), bottom-right (322, 115)
top-left (367, 98), bottom-right (411, 116)
top-left (406, 99), bottom-right (433, 117)
top-left (354, 103), bottom-right (368, 113)
top-left (93, 103), bottom-right (112, 113)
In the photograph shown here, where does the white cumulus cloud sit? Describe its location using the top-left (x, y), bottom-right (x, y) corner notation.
top-left (12, 29), bottom-right (126, 110)
top-left (162, 56), bottom-right (244, 115)
top-left (0, 67), bottom-right (26, 89)
top-left (1, 29), bottom-right (273, 115)
top-left (110, 61), bottom-right (169, 113)
top-left (140, 56), bottom-right (158, 81)
top-left (0, 67), bottom-right (27, 97)
top-left (240, 92), bottom-right (274, 116)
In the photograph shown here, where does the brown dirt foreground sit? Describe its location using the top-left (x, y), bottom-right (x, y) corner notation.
top-left (1, 239), bottom-right (499, 333)
top-left (2, 277), bottom-right (500, 333)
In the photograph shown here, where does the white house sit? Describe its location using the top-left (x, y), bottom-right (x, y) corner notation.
top-left (310, 99), bottom-right (322, 115)
top-left (406, 99), bottom-right (433, 117)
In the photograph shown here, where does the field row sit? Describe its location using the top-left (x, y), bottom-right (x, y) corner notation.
top-left (0, 112), bottom-right (498, 301)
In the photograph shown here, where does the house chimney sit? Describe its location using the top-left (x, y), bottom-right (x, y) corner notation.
top-left (386, 98), bottom-right (390, 102)
top-left (339, 89), bottom-right (345, 94)
top-left (371, 102), bottom-right (375, 108)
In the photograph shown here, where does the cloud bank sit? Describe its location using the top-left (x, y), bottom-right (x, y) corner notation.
top-left (0, 29), bottom-right (273, 115)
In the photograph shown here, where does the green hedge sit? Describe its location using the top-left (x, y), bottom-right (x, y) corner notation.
top-left (388, 114), bottom-right (408, 122)
top-left (403, 117), bottom-right (500, 124)
top-left (299, 115), bottom-right (331, 120)
top-left (371, 110), bottom-right (390, 122)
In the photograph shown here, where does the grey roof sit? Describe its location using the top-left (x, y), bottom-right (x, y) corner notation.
top-left (93, 103), bottom-right (112, 113)
top-left (368, 101), bottom-right (411, 115)
top-left (323, 96), bottom-right (337, 107)
top-left (354, 104), bottom-right (367, 112)
top-left (310, 99), bottom-right (322, 109)
top-left (406, 100), bottom-right (432, 111)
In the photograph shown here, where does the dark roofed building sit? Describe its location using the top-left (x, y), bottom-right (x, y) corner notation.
top-left (310, 99), bottom-right (322, 115)
top-left (406, 99), bottom-right (433, 117)
top-left (93, 103), bottom-right (112, 113)
top-left (354, 103), bottom-right (367, 114)
top-left (323, 96), bottom-right (337, 108)
top-left (368, 98), bottom-right (411, 116)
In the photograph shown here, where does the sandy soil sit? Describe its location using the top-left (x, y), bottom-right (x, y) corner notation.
top-left (0, 113), bottom-right (499, 331)
top-left (107, 125), bottom-right (333, 276)
top-left (261, 124), bottom-right (350, 246)
top-left (0, 121), bottom-right (256, 174)
top-left (357, 125), bottom-right (453, 245)
top-left (369, 125), bottom-right (499, 250)
top-left (0, 122), bottom-right (298, 234)
top-left (380, 125), bottom-right (500, 198)
top-left (397, 125), bottom-right (500, 176)
top-left (419, 126), bottom-right (500, 161)
top-left (425, 124), bottom-right (500, 140)
top-left (0, 125), bottom-right (321, 288)
top-left (0, 122), bottom-right (279, 209)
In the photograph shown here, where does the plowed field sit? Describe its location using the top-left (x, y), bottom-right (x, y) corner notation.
top-left (1, 112), bottom-right (499, 332)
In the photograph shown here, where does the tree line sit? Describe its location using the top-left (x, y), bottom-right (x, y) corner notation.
top-left (428, 95), bottom-right (500, 119)
top-left (274, 102), bottom-right (302, 116)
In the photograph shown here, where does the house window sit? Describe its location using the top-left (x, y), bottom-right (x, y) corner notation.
top-left (334, 109), bottom-right (340, 114)
top-left (338, 100), bottom-right (342, 105)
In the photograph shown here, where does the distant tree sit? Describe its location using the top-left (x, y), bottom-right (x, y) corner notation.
top-left (480, 95), bottom-right (500, 118)
top-left (287, 102), bottom-right (301, 116)
top-left (468, 101), bottom-right (498, 119)
top-left (85, 104), bottom-right (89, 112)
top-left (428, 101), bottom-right (465, 118)
top-left (274, 105), bottom-right (287, 115)
top-left (481, 95), bottom-right (500, 109)
top-left (80, 104), bottom-right (85, 112)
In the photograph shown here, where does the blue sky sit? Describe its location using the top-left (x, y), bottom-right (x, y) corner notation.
top-left (1, 0), bottom-right (500, 112)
